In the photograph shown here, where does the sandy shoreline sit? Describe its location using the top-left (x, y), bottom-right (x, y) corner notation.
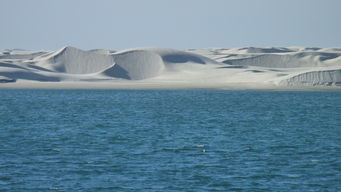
top-left (1, 81), bottom-right (340, 91)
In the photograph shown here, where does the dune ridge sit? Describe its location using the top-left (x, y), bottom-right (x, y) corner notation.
top-left (0, 46), bottom-right (340, 89)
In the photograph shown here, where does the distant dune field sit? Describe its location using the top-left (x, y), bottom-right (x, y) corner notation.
top-left (1, 46), bottom-right (340, 89)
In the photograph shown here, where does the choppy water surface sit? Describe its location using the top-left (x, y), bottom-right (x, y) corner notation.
top-left (0, 89), bottom-right (340, 191)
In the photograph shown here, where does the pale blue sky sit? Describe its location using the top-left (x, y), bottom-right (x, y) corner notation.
top-left (1, 0), bottom-right (340, 50)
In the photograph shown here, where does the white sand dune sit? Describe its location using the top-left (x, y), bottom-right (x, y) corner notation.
top-left (36, 46), bottom-right (113, 74)
top-left (0, 46), bottom-right (340, 89)
top-left (101, 48), bottom-right (219, 80)
top-left (280, 69), bottom-right (341, 86)
top-left (108, 49), bottom-right (164, 80)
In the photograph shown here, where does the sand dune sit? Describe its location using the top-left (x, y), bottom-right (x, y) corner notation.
top-left (101, 48), bottom-right (218, 80)
top-left (0, 46), bottom-right (340, 89)
top-left (36, 46), bottom-right (113, 74)
top-left (221, 52), bottom-right (341, 68)
top-left (109, 49), bottom-right (164, 80)
top-left (280, 69), bottom-right (341, 86)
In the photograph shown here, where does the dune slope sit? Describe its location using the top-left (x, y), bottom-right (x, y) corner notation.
top-left (37, 46), bottom-right (113, 74)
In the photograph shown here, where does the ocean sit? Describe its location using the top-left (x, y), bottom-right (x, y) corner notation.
top-left (0, 89), bottom-right (340, 191)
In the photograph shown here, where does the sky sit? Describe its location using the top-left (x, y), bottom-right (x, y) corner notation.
top-left (1, 0), bottom-right (341, 50)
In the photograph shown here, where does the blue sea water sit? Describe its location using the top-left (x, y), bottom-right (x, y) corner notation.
top-left (0, 89), bottom-right (340, 191)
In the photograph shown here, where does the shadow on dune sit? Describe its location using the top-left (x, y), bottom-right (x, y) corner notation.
top-left (246, 70), bottom-right (264, 73)
top-left (27, 64), bottom-right (54, 72)
top-left (0, 72), bottom-right (60, 82)
top-left (0, 62), bottom-right (27, 70)
top-left (163, 54), bottom-right (205, 64)
top-left (102, 64), bottom-right (131, 80)
top-left (318, 53), bottom-right (340, 61)
top-left (0, 52), bottom-right (46, 60)
top-left (0, 78), bottom-right (16, 83)
top-left (240, 47), bottom-right (295, 53)
top-left (218, 65), bottom-right (247, 69)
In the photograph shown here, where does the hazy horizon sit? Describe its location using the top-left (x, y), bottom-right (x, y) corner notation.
top-left (1, 0), bottom-right (341, 50)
